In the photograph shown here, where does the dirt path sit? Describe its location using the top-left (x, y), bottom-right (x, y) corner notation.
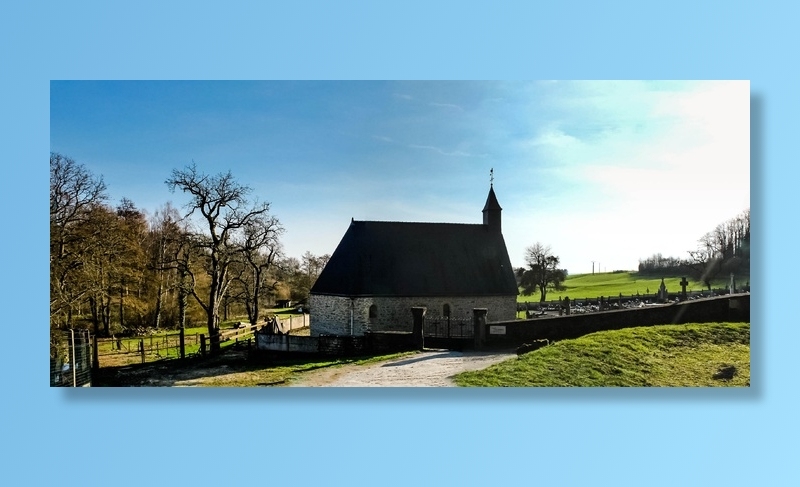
top-left (94, 348), bottom-right (517, 387)
top-left (291, 349), bottom-right (516, 387)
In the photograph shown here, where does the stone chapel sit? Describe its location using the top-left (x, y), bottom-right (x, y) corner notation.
top-left (308, 184), bottom-right (518, 336)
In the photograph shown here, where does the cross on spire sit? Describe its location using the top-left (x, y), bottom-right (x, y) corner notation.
top-left (490, 167), bottom-right (494, 187)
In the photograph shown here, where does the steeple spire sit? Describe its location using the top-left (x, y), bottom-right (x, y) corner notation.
top-left (482, 172), bottom-right (502, 233)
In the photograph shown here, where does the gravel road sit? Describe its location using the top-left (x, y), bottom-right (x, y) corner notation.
top-left (291, 349), bottom-right (516, 387)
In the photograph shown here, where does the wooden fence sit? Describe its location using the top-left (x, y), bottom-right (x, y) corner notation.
top-left (193, 322), bottom-right (263, 356)
top-left (92, 315), bottom-right (310, 366)
top-left (95, 331), bottom-right (202, 366)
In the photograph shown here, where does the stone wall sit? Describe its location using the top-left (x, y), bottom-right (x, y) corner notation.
top-left (484, 294), bottom-right (750, 347)
top-left (309, 294), bottom-right (516, 336)
top-left (255, 331), bottom-right (415, 356)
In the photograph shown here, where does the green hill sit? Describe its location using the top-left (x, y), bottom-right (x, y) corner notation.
top-left (454, 322), bottom-right (750, 387)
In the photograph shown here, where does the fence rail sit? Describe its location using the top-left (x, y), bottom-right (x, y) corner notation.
top-left (96, 332), bottom-right (201, 357)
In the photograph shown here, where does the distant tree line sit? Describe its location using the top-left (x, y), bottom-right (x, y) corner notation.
top-left (638, 208), bottom-right (750, 289)
top-left (50, 153), bottom-right (328, 350)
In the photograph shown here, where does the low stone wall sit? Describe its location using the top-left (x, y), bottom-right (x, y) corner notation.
top-left (275, 313), bottom-right (309, 333)
top-left (255, 331), bottom-right (415, 356)
top-left (484, 294), bottom-right (750, 347)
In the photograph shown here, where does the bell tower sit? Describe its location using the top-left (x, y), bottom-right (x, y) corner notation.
top-left (482, 168), bottom-right (502, 233)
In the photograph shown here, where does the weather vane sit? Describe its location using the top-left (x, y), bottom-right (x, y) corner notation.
top-left (490, 167), bottom-right (494, 186)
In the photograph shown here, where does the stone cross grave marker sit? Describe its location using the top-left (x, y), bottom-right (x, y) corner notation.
top-left (680, 277), bottom-right (689, 301)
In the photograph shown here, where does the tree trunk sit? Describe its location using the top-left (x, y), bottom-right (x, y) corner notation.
top-left (153, 271), bottom-right (164, 330)
top-left (207, 279), bottom-right (221, 353)
top-left (178, 284), bottom-right (187, 330)
top-left (118, 282), bottom-right (125, 330)
top-left (251, 272), bottom-right (261, 326)
top-left (89, 296), bottom-right (100, 336)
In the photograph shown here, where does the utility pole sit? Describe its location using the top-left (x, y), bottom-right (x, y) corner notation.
top-left (591, 261), bottom-right (596, 274)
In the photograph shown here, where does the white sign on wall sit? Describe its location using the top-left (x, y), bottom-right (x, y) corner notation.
top-left (489, 325), bottom-right (506, 335)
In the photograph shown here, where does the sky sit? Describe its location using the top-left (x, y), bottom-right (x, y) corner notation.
top-left (50, 80), bottom-right (750, 274)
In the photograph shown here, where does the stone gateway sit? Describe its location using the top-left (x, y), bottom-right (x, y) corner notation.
top-left (309, 184), bottom-right (518, 336)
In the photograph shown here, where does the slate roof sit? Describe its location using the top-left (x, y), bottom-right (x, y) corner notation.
top-left (310, 220), bottom-right (518, 297)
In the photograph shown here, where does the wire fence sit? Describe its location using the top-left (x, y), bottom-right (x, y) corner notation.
top-left (50, 329), bottom-right (92, 387)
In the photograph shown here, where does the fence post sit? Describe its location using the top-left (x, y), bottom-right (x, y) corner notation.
top-left (180, 327), bottom-right (185, 359)
top-left (70, 329), bottom-right (77, 387)
top-left (200, 334), bottom-right (206, 356)
top-left (139, 339), bottom-right (145, 364)
top-left (411, 307), bottom-right (426, 351)
top-left (92, 334), bottom-right (99, 371)
top-left (473, 308), bottom-right (488, 350)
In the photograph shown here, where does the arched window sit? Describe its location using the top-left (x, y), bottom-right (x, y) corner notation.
top-left (443, 303), bottom-right (451, 318)
top-left (369, 304), bottom-right (378, 319)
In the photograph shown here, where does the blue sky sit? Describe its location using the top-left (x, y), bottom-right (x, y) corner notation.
top-left (50, 80), bottom-right (750, 273)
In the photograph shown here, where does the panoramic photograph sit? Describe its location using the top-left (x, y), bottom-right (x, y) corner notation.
top-left (49, 80), bottom-right (750, 387)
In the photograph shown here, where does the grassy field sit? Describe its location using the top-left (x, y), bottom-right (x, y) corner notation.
top-left (454, 322), bottom-right (750, 387)
top-left (518, 271), bottom-right (742, 303)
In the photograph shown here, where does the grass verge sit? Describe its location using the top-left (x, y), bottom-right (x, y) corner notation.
top-left (453, 322), bottom-right (750, 387)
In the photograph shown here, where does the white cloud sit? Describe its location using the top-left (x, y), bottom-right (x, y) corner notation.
top-left (429, 102), bottom-right (464, 111)
top-left (507, 81), bottom-right (749, 273)
top-left (408, 144), bottom-right (485, 157)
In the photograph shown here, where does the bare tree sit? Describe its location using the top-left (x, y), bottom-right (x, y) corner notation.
top-left (80, 203), bottom-right (122, 336)
top-left (230, 215), bottom-right (284, 325)
top-left (688, 208), bottom-right (750, 290)
top-left (517, 243), bottom-right (568, 303)
top-left (166, 163), bottom-right (273, 352)
top-left (50, 153), bottom-right (107, 326)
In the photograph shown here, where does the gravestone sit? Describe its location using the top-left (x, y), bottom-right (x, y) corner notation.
top-left (680, 277), bottom-right (689, 301)
top-left (564, 296), bottom-right (571, 316)
top-left (658, 278), bottom-right (668, 303)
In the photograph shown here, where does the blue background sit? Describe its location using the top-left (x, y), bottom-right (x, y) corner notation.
top-left (1, 1), bottom-right (790, 485)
